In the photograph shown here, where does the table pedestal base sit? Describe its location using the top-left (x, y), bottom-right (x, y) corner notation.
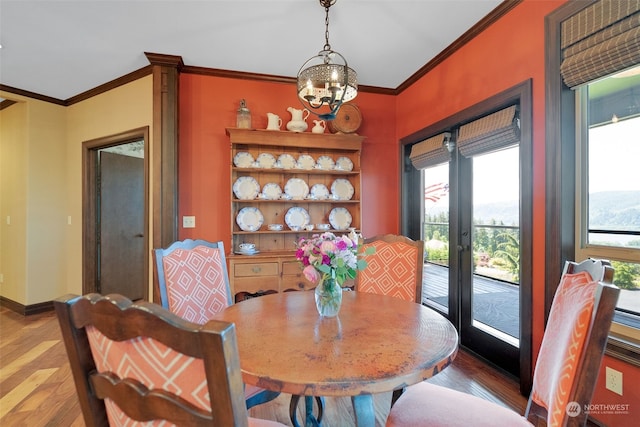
top-left (351, 395), bottom-right (375, 427)
top-left (289, 395), bottom-right (325, 427)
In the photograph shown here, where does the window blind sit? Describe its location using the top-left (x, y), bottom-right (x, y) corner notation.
top-left (409, 133), bottom-right (451, 170)
top-left (457, 105), bottom-right (520, 157)
top-left (560, 0), bottom-right (640, 88)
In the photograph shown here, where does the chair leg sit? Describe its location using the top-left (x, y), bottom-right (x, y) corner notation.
top-left (289, 395), bottom-right (325, 427)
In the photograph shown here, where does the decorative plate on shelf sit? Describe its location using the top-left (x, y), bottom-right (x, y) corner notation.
top-left (335, 156), bottom-right (354, 171)
top-left (233, 152), bottom-right (254, 168)
top-left (296, 154), bottom-right (315, 170)
top-left (316, 155), bottom-right (335, 170)
top-left (331, 178), bottom-right (354, 200)
top-left (329, 207), bottom-right (352, 230)
top-left (284, 178), bottom-right (309, 200)
top-left (277, 153), bottom-right (296, 169)
top-left (233, 176), bottom-right (260, 200)
top-left (285, 207), bottom-right (311, 229)
top-left (256, 153), bottom-right (276, 169)
top-left (261, 183), bottom-right (282, 200)
top-left (236, 207), bottom-right (264, 232)
top-left (310, 183), bottom-right (330, 200)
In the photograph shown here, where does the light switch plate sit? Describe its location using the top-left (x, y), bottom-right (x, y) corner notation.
top-left (183, 216), bottom-right (196, 228)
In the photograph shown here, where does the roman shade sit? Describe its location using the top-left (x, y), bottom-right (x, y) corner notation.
top-left (560, 0), bottom-right (640, 89)
top-left (457, 105), bottom-right (520, 158)
top-left (409, 132), bottom-right (451, 169)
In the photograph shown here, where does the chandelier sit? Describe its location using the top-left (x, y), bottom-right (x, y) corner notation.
top-left (296, 0), bottom-right (357, 121)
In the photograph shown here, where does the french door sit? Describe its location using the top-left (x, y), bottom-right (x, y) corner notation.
top-left (405, 80), bottom-right (533, 392)
top-left (422, 147), bottom-right (520, 377)
top-left (457, 146), bottom-right (521, 376)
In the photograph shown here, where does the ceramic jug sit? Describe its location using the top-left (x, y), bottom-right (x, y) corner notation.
top-left (266, 113), bottom-right (282, 130)
top-left (312, 119), bottom-right (326, 134)
top-left (286, 107), bottom-right (310, 132)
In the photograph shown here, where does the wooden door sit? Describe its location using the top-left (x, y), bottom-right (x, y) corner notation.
top-left (99, 151), bottom-right (145, 299)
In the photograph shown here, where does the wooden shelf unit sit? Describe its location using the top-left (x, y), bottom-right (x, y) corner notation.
top-left (226, 128), bottom-right (364, 297)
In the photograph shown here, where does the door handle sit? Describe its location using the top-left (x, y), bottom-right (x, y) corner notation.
top-left (134, 233), bottom-right (144, 238)
top-left (457, 244), bottom-right (469, 252)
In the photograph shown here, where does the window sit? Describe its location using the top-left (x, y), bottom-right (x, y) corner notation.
top-left (546, 0), bottom-right (640, 363)
top-left (575, 67), bottom-right (640, 342)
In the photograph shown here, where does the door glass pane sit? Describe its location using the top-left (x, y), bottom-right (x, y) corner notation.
top-left (423, 163), bottom-right (450, 313)
top-left (471, 146), bottom-right (520, 345)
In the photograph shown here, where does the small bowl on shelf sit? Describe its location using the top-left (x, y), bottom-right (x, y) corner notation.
top-left (304, 224), bottom-right (314, 231)
top-left (316, 223), bottom-right (331, 231)
top-left (289, 225), bottom-right (303, 232)
top-left (268, 224), bottom-right (283, 231)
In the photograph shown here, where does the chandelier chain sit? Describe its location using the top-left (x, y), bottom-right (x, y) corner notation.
top-left (323, 3), bottom-right (331, 51)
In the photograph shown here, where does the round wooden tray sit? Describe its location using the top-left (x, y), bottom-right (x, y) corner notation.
top-left (328, 104), bottom-right (362, 134)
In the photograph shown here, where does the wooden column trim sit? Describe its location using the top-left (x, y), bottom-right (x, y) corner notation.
top-left (146, 52), bottom-right (183, 300)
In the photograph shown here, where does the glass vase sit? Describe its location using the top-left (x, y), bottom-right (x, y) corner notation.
top-left (314, 274), bottom-right (343, 317)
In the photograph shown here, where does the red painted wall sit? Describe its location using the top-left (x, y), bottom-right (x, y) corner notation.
top-left (396, 0), bottom-right (557, 363)
top-left (179, 1), bottom-right (638, 424)
top-left (178, 75), bottom-right (398, 248)
top-left (394, 0), bottom-right (638, 424)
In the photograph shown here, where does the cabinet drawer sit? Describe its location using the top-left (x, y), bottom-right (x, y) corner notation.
top-left (234, 262), bottom-right (279, 277)
top-left (282, 276), bottom-right (314, 292)
top-left (282, 261), bottom-right (303, 276)
top-left (233, 277), bottom-right (280, 293)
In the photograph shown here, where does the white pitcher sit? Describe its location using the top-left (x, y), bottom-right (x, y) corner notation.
top-left (286, 107), bottom-right (310, 132)
top-left (266, 113), bottom-right (282, 130)
top-left (312, 119), bottom-right (326, 134)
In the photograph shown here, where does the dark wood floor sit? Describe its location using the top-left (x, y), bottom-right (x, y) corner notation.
top-left (0, 305), bottom-right (527, 426)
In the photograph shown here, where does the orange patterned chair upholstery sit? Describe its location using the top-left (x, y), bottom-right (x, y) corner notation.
top-left (386, 259), bottom-right (619, 427)
top-left (153, 239), bottom-right (279, 409)
top-left (153, 239), bottom-right (232, 324)
top-left (54, 293), bottom-right (287, 427)
top-left (355, 234), bottom-right (424, 304)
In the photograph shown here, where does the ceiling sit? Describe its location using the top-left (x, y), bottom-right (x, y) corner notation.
top-left (0, 0), bottom-right (503, 102)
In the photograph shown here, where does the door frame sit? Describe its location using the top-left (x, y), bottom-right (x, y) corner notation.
top-left (400, 79), bottom-right (532, 393)
top-left (82, 127), bottom-right (150, 298)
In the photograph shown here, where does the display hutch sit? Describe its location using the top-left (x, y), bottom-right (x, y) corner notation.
top-left (226, 128), bottom-right (364, 299)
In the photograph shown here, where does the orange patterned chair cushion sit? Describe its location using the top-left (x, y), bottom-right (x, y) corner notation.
top-left (161, 245), bottom-right (230, 324)
top-left (530, 271), bottom-right (596, 427)
top-left (86, 327), bottom-right (285, 427)
top-left (87, 326), bottom-right (209, 426)
top-left (358, 240), bottom-right (419, 302)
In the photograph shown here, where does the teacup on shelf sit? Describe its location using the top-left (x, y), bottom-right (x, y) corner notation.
top-left (289, 225), bottom-right (303, 232)
top-left (316, 224), bottom-right (331, 231)
top-left (268, 224), bottom-right (283, 231)
top-left (239, 243), bottom-right (256, 251)
top-left (304, 224), bottom-right (314, 231)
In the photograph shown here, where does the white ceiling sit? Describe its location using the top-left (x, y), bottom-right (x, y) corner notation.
top-left (0, 0), bottom-right (502, 101)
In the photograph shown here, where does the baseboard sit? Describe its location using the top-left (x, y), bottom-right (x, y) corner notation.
top-left (0, 296), bottom-right (53, 315)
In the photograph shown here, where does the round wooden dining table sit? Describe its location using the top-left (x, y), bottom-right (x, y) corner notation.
top-left (212, 290), bottom-right (458, 427)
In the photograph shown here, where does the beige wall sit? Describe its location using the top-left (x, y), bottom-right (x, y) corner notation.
top-left (0, 75), bottom-right (152, 306)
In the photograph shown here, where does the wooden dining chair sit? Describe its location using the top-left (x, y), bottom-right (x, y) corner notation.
top-left (354, 234), bottom-right (424, 406)
top-left (355, 234), bottom-right (424, 304)
top-left (153, 238), bottom-right (280, 409)
top-left (386, 258), bottom-right (620, 427)
top-left (54, 293), bottom-right (287, 427)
